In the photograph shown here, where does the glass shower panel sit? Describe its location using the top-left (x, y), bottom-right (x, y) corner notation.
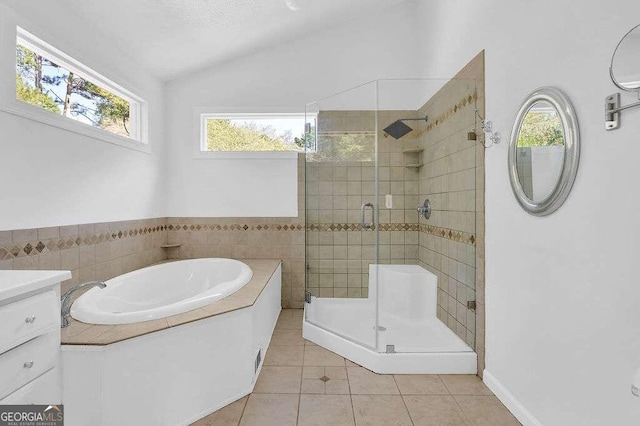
top-left (375, 78), bottom-right (478, 354)
top-left (304, 81), bottom-right (379, 350)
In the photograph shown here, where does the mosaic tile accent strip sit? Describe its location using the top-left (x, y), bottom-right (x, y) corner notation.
top-left (1, 225), bottom-right (167, 260)
top-left (306, 223), bottom-right (420, 232)
top-left (165, 223), bottom-right (476, 246)
top-left (419, 223), bottom-right (476, 246)
top-left (165, 222), bottom-right (474, 245)
top-left (166, 223), bottom-right (304, 231)
top-left (308, 223), bottom-right (474, 245)
top-left (416, 90), bottom-right (479, 138)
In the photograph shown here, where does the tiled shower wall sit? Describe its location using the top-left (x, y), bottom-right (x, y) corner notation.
top-left (305, 52), bottom-right (486, 374)
top-left (0, 218), bottom-right (168, 294)
top-left (416, 52), bottom-right (486, 373)
top-left (305, 110), bottom-right (420, 298)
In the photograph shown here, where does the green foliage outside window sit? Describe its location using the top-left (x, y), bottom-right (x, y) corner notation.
top-left (15, 45), bottom-right (131, 138)
top-left (517, 110), bottom-right (564, 147)
top-left (206, 118), bottom-right (305, 152)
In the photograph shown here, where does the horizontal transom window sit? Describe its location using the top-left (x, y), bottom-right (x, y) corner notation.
top-left (200, 113), bottom-right (309, 153)
top-left (15, 27), bottom-right (146, 144)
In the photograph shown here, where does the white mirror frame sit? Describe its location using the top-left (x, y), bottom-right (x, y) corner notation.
top-left (508, 87), bottom-right (580, 216)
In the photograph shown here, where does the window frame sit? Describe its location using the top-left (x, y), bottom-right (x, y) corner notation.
top-left (195, 109), bottom-right (312, 160)
top-left (2, 26), bottom-right (150, 153)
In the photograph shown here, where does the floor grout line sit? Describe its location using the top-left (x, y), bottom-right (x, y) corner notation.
top-left (450, 393), bottom-right (474, 426)
top-left (392, 375), bottom-right (415, 426)
top-left (235, 396), bottom-right (248, 426)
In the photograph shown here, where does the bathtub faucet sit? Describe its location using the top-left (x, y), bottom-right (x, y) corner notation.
top-left (61, 281), bottom-right (106, 328)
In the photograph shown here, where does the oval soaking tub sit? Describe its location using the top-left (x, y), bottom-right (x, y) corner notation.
top-left (71, 258), bottom-right (253, 324)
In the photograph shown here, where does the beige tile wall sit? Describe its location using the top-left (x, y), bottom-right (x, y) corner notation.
top-left (0, 218), bottom-right (168, 294)
top-left (165, 218), bottom-right (306, 308)
top-left (415, 51), bottom-right (485, 374)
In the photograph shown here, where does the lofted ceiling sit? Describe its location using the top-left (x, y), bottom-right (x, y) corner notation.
top-left (45, 0), bottom-right (407, 80)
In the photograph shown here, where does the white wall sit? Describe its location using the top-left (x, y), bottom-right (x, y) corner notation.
top-left (164, 2), bottom-right (421, 217)
top-left (0, 2), bottom-right (166, 230)
top-left (415, 1), bottom-right (640, 424)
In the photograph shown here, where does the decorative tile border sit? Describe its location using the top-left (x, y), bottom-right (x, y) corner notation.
top-left (419, 224), bottom-right (475, 246)
top-left (167, 221), bottom-right (474, 245)
top-left (1, 220), bottom-right (474, 261)
top-left (416, 90), bottom-right (479, 137)
top-left (0, 225), bottom-right (167, 260)
top-left (306, 223), bottom-right (419, 232)
top-left (167, 223), bottom-right (304, 231)
top-left (306, 222), bottom-right (475, 246)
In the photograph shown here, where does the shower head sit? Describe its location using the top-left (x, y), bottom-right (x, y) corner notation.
top-left (383, 116), bottom-right (428, 139)
top-left (383, 120), bottom-right (413, 139)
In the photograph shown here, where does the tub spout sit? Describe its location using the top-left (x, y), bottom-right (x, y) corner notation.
top-left (61, 281), bottom-right (106, 328)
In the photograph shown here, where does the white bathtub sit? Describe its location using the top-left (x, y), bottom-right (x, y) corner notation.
top-left (63, 261), bottom-right (282, 426)
top-left (71, 258), bottom-right (253, 324)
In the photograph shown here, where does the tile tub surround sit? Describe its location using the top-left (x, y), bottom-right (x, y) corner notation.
top-left (0, 218), bottom-right (169, 295)
top-left (416, 51), bottom-right (486, 375)
top-left (191, 309), bottom-right (520, 426)
top-left (166, 218), bottom-right (306, 309)
top-left (61, 259), bottom-right (281, 345)
top-left (1, 217), bottom-right (305, 308)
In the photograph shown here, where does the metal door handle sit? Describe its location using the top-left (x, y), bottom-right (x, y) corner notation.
top-left (361, 203), bottom-right (374, 229)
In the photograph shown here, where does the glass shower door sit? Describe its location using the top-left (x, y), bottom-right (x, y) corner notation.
top-left (304, 81), bottom-right (379, 350)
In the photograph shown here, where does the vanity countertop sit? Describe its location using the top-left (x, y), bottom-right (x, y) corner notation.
top-left (0, 270), bottom-right (71, 301)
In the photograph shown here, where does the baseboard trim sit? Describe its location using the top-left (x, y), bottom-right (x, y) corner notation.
top-left (483, 369), bottom-right (544, 426)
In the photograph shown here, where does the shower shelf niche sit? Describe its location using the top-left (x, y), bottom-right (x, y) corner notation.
top-left (403, 147), bottom-right (423, 169)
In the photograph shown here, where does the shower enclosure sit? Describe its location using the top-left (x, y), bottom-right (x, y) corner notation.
top-left (303, 78), bottom-right (482, 373)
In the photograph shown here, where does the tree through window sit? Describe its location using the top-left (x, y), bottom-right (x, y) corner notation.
top-left (15, 28), bottom-right (142, 141)
top-left (202, 115), bottom-right (309, 152)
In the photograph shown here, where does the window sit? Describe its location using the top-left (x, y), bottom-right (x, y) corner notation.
top-left (200, 114), bottom-right (310, 153)
top-left (14, 27), bottom-right (146, 145)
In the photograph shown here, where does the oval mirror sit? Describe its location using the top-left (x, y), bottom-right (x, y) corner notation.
top-left (610, 23), bottom-right (640, 91)
top-left (508, 87), bottom-right (579, 216)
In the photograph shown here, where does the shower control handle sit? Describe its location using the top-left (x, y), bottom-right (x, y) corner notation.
top-left (361, 203), bottom-right (374, 230)
top-left (417, 199), bottom-right (431, 220)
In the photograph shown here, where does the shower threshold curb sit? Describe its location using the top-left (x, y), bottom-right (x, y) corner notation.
top-left (303, 310), bottom-right (477, 375)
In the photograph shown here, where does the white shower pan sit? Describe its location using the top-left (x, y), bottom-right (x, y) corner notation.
top-left (303, 264), bottom-right (477, 374)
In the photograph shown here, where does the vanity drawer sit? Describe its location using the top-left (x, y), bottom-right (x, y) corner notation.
top-left (0, 368), bottom-right (60, 405)
top-left (0, 331), bottom-right (59, 400)
top-left (0, 290), bottom-right (58, 353)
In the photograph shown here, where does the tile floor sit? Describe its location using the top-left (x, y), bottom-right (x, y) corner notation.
top-left (192, 309), bottom-right (520, 426)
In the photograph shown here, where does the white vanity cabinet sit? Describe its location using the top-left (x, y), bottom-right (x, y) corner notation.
top-left (0, 270), bottom-right (71, 404)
